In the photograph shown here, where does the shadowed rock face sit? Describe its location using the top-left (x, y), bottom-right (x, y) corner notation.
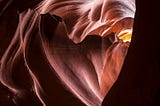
top-left (0, 3), bottom-right (85, 106)
top-left (102, 0), bottom-right (160, 106)
top-left (0, 0), bottom-right (136, 106)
